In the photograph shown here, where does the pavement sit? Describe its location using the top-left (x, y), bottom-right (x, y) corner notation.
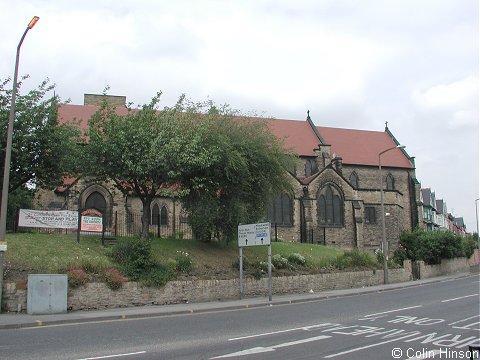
top-left (1, 272), bottom-right (478, 330)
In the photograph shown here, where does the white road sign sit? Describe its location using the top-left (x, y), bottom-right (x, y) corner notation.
top-left (238, 222), bottom-right (271, 247)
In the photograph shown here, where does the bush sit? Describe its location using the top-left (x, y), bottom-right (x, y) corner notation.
top-left (392, 246), bottom-right (409, 266)
top-left (334, 249), bottom-right (377, 270)
top-left (400, 228), bottom-right (465, 265)
top-left (104, 267), bottom-right (128, 290)
top-left (288, 253), bottom-right (306, 266)
top-left (462, 235), bottom-right (478, 258)
top-left (67, 268), bottom-right (89, 288)
top-left (110, 238), bottom-right (153, 279)
top-left (272, 254), bottom-right (289, 269)
top-left (175, 251), bottom-right (193, 273)
top-left (141, 266), bottom-right (175, 288)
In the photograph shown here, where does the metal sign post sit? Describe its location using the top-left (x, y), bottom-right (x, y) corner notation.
top-left (238, 222), bottom-right (272, 301)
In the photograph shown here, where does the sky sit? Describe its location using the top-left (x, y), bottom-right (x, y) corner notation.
top-left (1, 0), bottom-right (478, 232)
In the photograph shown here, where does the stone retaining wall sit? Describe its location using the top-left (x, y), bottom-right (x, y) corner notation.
top-left (3, 265), bottom-right (411, 312)
top-left (416, 256), bottom-right (474, 280)
top-left (4, 252), bottom-right (478, 313)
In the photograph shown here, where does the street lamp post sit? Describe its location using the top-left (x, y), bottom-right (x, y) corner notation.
top-left (0, 16), bottom-right (39, 309)
top-left (475, 198), bottom-right (479, 245)
top-left (379, 145), bottom-right (405, 284)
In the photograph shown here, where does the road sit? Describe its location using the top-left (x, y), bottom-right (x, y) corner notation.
top-left (1, 275), bottom-right (479, 360)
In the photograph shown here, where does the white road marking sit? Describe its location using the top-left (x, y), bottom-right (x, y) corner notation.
top-left (323, 332), bottom-right (422, 358)
top-left (361, 305), bottom-right (423, 318)
top-left (449, 315), bottom-right (480, 325)
top-left (76, 351), bottom-right (146, 360)
top-left (441, 294), bottom-right (478, 303)
top-left (228, 323), bottom-right (336, 341)
top-left (211, 335), bottom-right (332, 359)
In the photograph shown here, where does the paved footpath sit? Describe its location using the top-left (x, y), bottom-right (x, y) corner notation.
top-left (1, 273), bottom-right (478, 329)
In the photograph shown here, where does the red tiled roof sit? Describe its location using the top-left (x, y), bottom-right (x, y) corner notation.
top-left (239, 117), bottom-right (320, 157)
top-left (317, 126), bottom-right (414, 169)
top-left (58, 104), bottom-right (413, 169)
top-left (58, 104), bottom-right (129, 131)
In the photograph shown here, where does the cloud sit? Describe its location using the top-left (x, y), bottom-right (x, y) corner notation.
top-left (412, 77), bottom-right (478, 129)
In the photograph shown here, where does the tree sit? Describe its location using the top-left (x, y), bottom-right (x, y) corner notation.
top-left (179, 106), bottom-right (296, 242)
top-left (85, 93), bottom-right (295, 240)
top-left (0, 76), bottom-right (82, 206)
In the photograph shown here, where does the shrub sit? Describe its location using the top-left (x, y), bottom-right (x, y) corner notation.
top-left (141, 266), bottom-right (175, 288)
top-left (80, 257), bottom-right (109, 275)
top-left (400, 229), bottom-right (465, 265)
top-left (334, 249), bottom-right (377, 270)
top-left (67, 268), bottom-right (89, 288)
top-left (110, 238), bottom-right (153, 279)
top-left (288, 253), bottom-right (306, 266)
top-left (272, 254), bottom-right (289, 269)
top-left (392, 246), bottom-right (409, 266)
top-left (104, 267), bottom-right (128, 290)
top-left (232, 256), bottom-right (250, 270)
top-left (175, 251), bottom-right (193, 273)
top-left (166, 258), bottom-right (177, 272)
top-left (462, 235), bottom-right (478, 258)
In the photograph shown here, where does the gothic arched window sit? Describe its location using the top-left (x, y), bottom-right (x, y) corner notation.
top-left (152, 204), bottom-right (160, 225)
top-left (386, 174), bottom-right (395, 190)
top-left (317, 184), bottom-right (344, 226)
top-left (160, 205), bottom-right (168, 226)
top-left (349, 172), bottom-right (359, 189)
top-left (304, 159), bottom-right (318, 177)
top-left (266, 193), bottom-right (293, 226)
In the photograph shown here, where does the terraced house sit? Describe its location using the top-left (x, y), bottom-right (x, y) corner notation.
top-left (34, 94), bottom-right (423, 252)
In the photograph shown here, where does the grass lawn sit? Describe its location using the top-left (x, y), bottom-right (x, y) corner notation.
top-left (4, 232), bottom-right (363, 283)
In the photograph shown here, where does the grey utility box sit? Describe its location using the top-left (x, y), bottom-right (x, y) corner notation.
top-left (27, 274), bottom-right (68, 315)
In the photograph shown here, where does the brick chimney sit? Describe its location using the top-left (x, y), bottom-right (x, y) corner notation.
top-left (84, 93), bottom-right (126, 107)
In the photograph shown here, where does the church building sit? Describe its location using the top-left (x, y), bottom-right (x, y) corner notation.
top-left (34, 94), bottom-right (422, 252)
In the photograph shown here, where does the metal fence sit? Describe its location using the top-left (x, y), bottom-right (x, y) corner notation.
top-left (9, 209), bottom-right (193, 240)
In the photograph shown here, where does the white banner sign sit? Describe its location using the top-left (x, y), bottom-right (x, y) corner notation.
top-left (18, 209), bottom-right (78, 229)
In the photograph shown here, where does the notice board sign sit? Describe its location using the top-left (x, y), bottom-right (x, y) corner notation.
top-left (80, 209), bottom-right (103, 232)
top-left (238, 222), bottom-right (271, 247)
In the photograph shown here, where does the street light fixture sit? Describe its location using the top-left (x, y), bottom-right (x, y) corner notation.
top-left (379, 144), bottom-right (405, 284)
top-left (0, 16), bottom-right (40, 307)
top-left (475, 198), bottom-right (479, 244)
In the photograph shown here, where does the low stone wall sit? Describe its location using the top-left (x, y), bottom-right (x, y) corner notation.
top-left (416, 256), bottom-right (473, 280)
top-left (2, 265), bottom-right (412, 312)
top-left (5, 253), bottom-right (478, 312)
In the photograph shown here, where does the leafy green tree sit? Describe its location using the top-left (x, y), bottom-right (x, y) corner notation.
top-left (177, 101), bottom-right (296, 242)
top-left (85, 93), bottom-right (294, 240)
top-left (0, 76), bottom-right (82, 206)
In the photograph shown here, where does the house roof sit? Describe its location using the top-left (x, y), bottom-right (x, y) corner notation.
top-left (316, 126), bottom-right (414, 169)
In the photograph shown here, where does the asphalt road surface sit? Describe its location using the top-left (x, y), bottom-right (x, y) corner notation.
top-left (1, 275), bottom-right (479, 360)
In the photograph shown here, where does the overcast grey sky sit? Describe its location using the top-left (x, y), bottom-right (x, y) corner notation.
top-left (1, 0), bottom-right (478, 232)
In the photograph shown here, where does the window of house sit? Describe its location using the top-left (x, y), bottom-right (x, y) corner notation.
top-left (365, 206), bottom-right (376, 224)
top-left (317, 184), bottom-right (344, 226)
top-left (266, 193), bottom-right (293, 226)
top-left (386, 174), bottom-right (395, 190)
top-left (304, 159), bottom-right (318, 177)
top-left (349, 172), bottom-right (359, 189)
